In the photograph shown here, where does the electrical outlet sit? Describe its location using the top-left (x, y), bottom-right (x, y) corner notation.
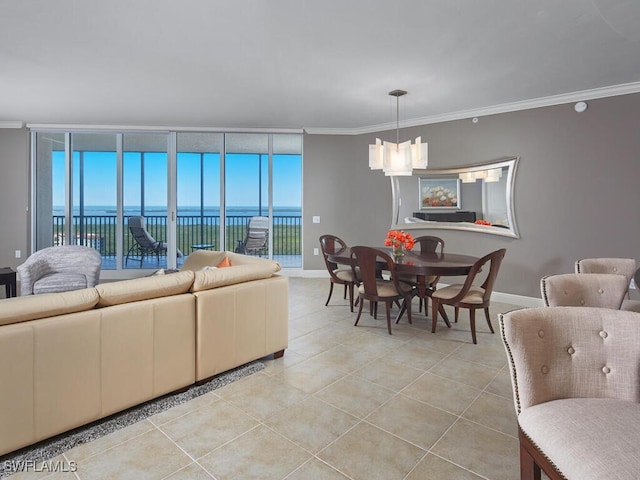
top-left (312, 216), bottom-right (320, 224)
top-left (15, 250), bottom-right (21, 258)
top-left (313, 247), bottom-right (319, 256)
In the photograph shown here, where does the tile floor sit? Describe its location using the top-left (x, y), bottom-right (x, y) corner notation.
top-left (9, 277), bottom-right (527, 480)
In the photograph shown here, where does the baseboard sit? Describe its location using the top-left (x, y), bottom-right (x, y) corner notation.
top-left (298, 269), bottom-right (542, 308)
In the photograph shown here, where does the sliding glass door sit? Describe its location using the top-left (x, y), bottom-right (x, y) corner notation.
top-left (123, 134), bottom-right (169, 269)
top-left (224, 133), bottom-right (302, 267)
top-left (176, 133), bottom-right (222, 257)
top-left (32, 130), bottom-right (302, 272)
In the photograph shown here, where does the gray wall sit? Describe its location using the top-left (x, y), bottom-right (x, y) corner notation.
top-left (0, 128), bottom-right (29, 296)
top-left (1, 93), bottom-right (639, 300)
top-left (303, 93), bottom-right (640, 298)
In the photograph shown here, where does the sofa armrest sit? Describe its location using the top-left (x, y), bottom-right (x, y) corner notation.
top-left (499, 306), bottom-right (640, 414)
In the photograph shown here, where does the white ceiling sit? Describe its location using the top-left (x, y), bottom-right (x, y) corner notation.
top-left (1, 0), bottom-right (640, 133)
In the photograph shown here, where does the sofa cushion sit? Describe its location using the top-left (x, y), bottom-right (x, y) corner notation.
top-left (0, 288), bottom-right (100, 326)
top-left (190, 261), bottom-right (281, 292)
top-left (33, 273), bottom-right (88, 294)
top-left (181, 250), bottom-right (228, 271)
top-left (519, 398), bottom-right (640, 479)
top-left (95, 270), bottom-right (195, 307)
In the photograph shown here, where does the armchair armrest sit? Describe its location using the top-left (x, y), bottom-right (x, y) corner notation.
top-left (500, 306), bottom-right (640, 414)
top-left (17, 258), bottom-right (53, 296)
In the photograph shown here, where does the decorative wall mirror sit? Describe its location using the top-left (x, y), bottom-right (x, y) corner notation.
top-left (391, 156), bottom-right (520, 238)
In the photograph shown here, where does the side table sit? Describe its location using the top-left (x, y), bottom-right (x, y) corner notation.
top-left (0, 267), bottom-right (17, 298)
top-left (191, 244), bottom-right (215, 251)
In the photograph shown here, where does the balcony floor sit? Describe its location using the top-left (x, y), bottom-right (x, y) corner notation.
top-left (100, 254), bottom-right (302, 271)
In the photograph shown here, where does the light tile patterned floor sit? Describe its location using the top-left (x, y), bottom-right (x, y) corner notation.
top-left (9, 277), bottom-right (524, 480)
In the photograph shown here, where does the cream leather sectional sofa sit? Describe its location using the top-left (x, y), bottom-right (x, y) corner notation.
top-left (0, 251), bottom-right (288, 456)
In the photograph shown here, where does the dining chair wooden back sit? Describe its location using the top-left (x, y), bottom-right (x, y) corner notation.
top-left (399, 235), bottom-right (445, 313)
top-left (431, 248), bottom-right (507, 344)
top-left (350, 246), bottom-right (415, 335)
top-left (415, 235), bottom-right (445, 254)
top-left (319, 234), bottom-right (357, 311)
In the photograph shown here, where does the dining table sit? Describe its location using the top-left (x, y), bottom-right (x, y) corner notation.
top-left (326, 246), bottom-right (479, 304)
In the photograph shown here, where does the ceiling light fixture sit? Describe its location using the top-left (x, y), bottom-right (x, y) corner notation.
top-left (369, 90), bottom-right (428, 176)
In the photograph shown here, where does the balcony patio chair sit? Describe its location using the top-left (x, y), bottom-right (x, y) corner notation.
top-left (126, 216), bottom-right (182, 266)
top-left (16, 245), bottom-right (102, 295)
top-left (235, 216), bottom-right (269, 255)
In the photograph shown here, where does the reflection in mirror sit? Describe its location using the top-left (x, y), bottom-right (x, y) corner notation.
top-left (391, 157), bottom-right (519, 238)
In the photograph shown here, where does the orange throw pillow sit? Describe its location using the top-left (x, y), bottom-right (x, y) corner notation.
top-left (216, 257), bottom-right (231, 268)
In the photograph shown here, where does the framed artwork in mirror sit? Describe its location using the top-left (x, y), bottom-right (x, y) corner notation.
top-left (419, 177), bottom-right (460, 209)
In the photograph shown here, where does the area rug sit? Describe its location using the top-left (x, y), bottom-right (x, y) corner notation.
top-left (0, 361), bottom-right (264, 478)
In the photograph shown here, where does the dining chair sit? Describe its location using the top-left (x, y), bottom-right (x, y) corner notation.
top-left (319, 234), bottom-right (357, 311)
top-left (398, 235), bottom-right (445, 313)
top-left (350, 246), bottom-right (416, 335)
top-left (541, 273), bottom-right (629, 309)
top-left (430, 248), bottom-right (506, 344)
top-left (575, 257), bottom-right (640, 312)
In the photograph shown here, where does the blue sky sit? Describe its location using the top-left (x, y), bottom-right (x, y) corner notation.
top-left (53, 152), bottom-right (302, 208)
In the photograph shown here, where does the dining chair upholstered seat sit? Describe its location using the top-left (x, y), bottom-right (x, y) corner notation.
top-left (319, 234), bottom-right (357, 311)
top-left (541, 272), bottom-right (629, 309)
top-left (575, 257), bottom-right (640, 313)
top-left (431, 248), bottom-right (506, 344)
top-left (350, 246), bottom-right (416, 335)
top-left (360, 279), bottom-right (413, 298)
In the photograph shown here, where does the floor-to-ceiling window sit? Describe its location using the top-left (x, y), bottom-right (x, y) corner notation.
top-left (32, 129), bottom-right (302, 273)
top-left (176, 133), bottom-right (222, 257)
top-left (224, 133), bottom-right (302, 267)
top-left (123, 134), bottom-right (170, 269)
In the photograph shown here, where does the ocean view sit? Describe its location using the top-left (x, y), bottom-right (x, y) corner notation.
top-left (53, 205), bottom-right (302, 220)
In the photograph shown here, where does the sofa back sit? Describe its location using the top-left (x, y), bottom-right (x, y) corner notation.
top-left (95, 270), bottom-right (195, 307)
top-left (0, 288), bottom-right (99, 327)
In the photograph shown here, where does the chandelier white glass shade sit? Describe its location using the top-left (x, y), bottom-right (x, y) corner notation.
top-left (459, 167), bottom-right (503, 183)
top-left (369, 90), bottom-right (428, 176)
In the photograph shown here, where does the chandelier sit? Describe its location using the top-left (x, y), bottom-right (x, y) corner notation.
top-left (369, 90), bottom-right (428, 176)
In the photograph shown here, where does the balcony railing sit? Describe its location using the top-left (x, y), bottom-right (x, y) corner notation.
top-left (52, 215), bottom-right (301, 266)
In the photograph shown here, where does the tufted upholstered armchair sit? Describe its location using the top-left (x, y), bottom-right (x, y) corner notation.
top-left (500, 306), bottom-right (640, 479)
top-left (575, 257), bottom-right (640, 313)
top-left (17, 245), bottom-right (102, 295)
top-left (540, 273), bottom-right (629, 309)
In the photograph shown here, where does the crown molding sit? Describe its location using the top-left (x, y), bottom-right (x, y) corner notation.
top-left (25, 123), bottom-right (303, 134)
top-left (0, 121), bottom-right (25, 129)
top-left (304, 81), bottom-right (640, 135)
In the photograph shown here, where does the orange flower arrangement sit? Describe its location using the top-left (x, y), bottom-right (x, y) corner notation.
top-left (474, 219), bottom-right (492, 226)
top-left (384, 230), bottom-right (415, 251)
